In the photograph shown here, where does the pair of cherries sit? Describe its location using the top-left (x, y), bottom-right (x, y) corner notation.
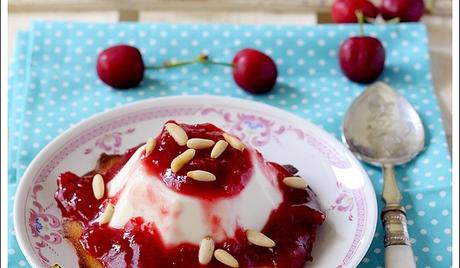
top-left (97, 14), bottom-right (387, 90)
top-left (331, 0), bottom-right (425, 23)
top-left (97, 46), bottom-right (277, 94)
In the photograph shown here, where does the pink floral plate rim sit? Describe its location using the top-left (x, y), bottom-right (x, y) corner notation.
top-left (14, 96), bottom-right (377, 268)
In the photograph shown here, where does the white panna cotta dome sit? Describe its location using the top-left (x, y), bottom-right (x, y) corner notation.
top-left (106, 137), bottom-right (283, 246)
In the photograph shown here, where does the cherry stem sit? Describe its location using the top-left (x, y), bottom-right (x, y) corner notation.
top-left (366, 15), bottom-right (400, 24)
top-left (145, 54), bottom-right (234, 70)
top-left (355, 10), bottom-right (365, 36)
top-left (386, 17), bottom-right (401, 24)
top-left (425, 0), bottom-right (436, 13)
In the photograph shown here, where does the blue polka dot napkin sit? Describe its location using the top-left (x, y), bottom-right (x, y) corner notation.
top-left (8, 21), bottom-right (452, 267)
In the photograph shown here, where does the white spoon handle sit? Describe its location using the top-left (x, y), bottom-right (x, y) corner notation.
top-left (382, 207), bottom-right (416, 268)
top-left (385, 245), bottom-right (416, 268)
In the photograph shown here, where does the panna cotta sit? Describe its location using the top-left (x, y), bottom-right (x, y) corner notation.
top-left (106, 143), bottom-right (283, 246)
top-left (55, 121), bottom-right (325, 268)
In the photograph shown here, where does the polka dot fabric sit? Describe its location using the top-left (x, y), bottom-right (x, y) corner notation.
top-left (8, 21), bottom-right (452, 267)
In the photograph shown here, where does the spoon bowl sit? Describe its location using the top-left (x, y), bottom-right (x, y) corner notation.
top-left (342, 82), bottom-right (425, 165)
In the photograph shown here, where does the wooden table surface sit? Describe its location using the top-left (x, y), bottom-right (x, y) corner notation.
top-left (7, 5), bottom-right (452, 150)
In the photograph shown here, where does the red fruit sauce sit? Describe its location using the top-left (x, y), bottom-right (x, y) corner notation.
top-left (55, 122), bottom-right (325, 268)
top-left (143, 122), bottom-right (253, 200)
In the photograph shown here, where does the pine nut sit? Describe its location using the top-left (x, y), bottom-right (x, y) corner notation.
top-left (145, 137), bottom-right (156, 155)
top-left (99, 204), bottom-right (115, 225)
top-left (187, 170), bottom-right (216, 182)
top-left (214, 249), bottom-right (239, 267)
top-left (198, 236), bottom-right (215, 265)
top-left (222, 133), bottom-right (245, 151)
top-left (92, 174), bottom-right (105, 200)
top-left (210, 140), bottom-right (229, 159)
top-left (283, 176), bottom-right (307, 189)
top-left (171, 149), bottom-right (195, 173)
top-left (165, 123), bottom-right (188, 146)
top-left (246, 229), bottom-right (276, 248)
top-left (187, 138), bottom-right (215, 149)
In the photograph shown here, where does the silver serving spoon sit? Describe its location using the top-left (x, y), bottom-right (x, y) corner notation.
top-left (342, 82), bottom-right (424, 268)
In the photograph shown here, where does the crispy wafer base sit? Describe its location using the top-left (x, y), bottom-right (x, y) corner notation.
top-left (63, 221), bottom-right (104, 268)
top-left (61, 153), bottom-right (124, 268)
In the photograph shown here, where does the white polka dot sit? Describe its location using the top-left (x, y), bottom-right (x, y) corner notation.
top-left (18, 260), bottom-right (26, 266)
top-left (436, 256), bottom-right (443, 261)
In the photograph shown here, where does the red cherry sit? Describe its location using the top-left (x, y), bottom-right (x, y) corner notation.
top-left (96, 45), bottom-right (145, 89)
top-left (339, 36), bottom-right (385, 83)
top-left (331, 0), bottom-right (378, 23)
top-left (232, 49), bottom-right (278, 94)
top-left (380, 0), bottom-right (425, 22)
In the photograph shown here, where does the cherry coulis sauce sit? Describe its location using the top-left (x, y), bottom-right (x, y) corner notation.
top-left (55, 122), bottom-right (325, 268)
top-left (143, 122), bottom-right (254, 200)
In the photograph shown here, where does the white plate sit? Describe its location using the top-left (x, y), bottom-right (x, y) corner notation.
top-left (14, 96), bottom-right (377, 268)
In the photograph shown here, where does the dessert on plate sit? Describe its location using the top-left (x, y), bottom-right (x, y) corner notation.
top-left (55, 121), bottom-right (325, 268)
